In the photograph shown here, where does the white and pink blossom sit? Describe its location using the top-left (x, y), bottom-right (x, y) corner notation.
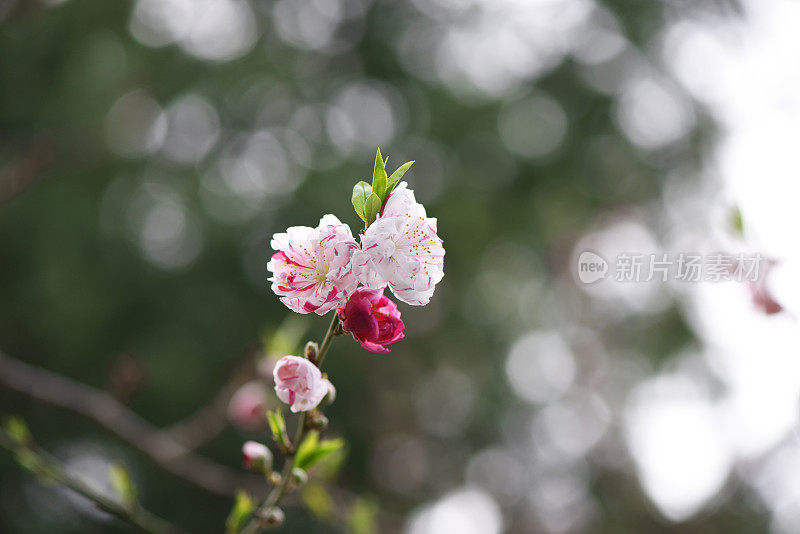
top-left (268, 214), bottom-right (359, 315)
top-left (273, 356), bottom-right (329, 412)
top-left (352, 183), bottom-right (445, 305)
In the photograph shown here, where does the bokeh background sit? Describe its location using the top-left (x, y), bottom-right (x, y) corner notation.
top-left (2, 0), bottom-right (800, 532)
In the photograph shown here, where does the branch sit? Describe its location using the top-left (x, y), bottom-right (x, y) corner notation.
top-left (240, 314), bottom-right (340, 534)
top-left (0, 427), bottom-right (182, 534)
top-left (0, 350), bottom-right (263, 497)
top-left (0, 346), bottom-right (402, 532)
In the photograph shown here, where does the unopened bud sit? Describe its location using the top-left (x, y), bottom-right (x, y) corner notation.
top-left (304, 342), bottom-right (319, 363)
top-left (242, 441), bottom-right (272, 473)
top-left (259, 507), bottom-right (284, 528)
top-left (291, 467), bottom-right (308, 488)
top-left (267, 471), bottom-right (282, 486)
top-left (306, 410), bottom-right (328, 431)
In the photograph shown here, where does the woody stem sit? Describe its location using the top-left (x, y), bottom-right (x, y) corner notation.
top-left (240, 314), bottom-right (341, 534)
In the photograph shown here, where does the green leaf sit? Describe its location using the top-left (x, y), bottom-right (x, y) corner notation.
top-left (11, 447), bottom-right (56, 484)
top-left (302, 483), bottom-right (335, 521)
top-left (730, 206), bottom-right (744, 236)
top-left (364, 193), bottom-right (382, 227)
top-left (315, 445), bottom-right (346, 480)
top-left (294, 431), bottom-right (319, 470)
top-left (371, 149), bottom-right (388, 200)
top-left (226, 490), bottom-right (255, 534)
top-left (267, 409), bottom-right (289, 450)
top-left (14, 449), bottom-right (40, 473)
top-left (347, 497), bottom-right (378, 534)
top-left (295, 431), bottom-right (345, 472)
top-left (351, 181), bottom-right (372, 222)
top-left (387, 161), bottom-right (414, 193)
top-left (5, 416), bottom-right (31, 446)
top-left (109, 462), bottom-right (137, 509)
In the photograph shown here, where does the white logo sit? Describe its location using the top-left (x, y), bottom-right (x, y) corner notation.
top-left (577, 251), bottom-right (608, 284)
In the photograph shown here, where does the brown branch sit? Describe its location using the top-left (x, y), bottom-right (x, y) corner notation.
top-left (0, 350), bottom-right (264, 498)
top-left (0, 349), bottom-right (403, 532)
top-left (0, 428), bottom-right (184, 534)
top-left (240, 314), bottom-right (340, 534)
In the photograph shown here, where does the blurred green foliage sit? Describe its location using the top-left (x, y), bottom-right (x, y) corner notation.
top-left (0, 0), bottom-right (770, 533)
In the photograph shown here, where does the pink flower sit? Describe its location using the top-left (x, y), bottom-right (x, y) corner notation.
top-left (750, 281), bottom-right (783, 315)
top-left (268, 214), bottom-right (359, 315)
top-left (242, 441), bottom-right (272, 471)
top-left (338, 287), bottom-right (405, 354)
top-left (273, 356), bottom-right (329, 412)
top-left (352, 183), bottom-right (444, 306)
top-left (748, 259), bottom-right (783, 315)
top-left (227, 382), bottom-right (268, 433)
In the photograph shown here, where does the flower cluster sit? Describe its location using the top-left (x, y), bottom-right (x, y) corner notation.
top-left (268, 185), bottom-right (444, 311)
top-left (231, 150), bottom-right (443, 534)
top-left (265, 149), bottom-right (445, 412)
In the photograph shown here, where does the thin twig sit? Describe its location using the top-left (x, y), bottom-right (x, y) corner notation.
top-left (0, 341), bottom-right (403, 532)
top-left (0, 350), bottom-right (263, 497)
top-left (316, 313), bottom-right (342, 368)
top-left (240, 315), bottom-right (341, 534)
top-left (0, 428), bottom-right (182, 534)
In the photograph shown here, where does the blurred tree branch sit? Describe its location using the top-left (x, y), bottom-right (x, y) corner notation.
top-left (0, 425), bottom-right (183, 534)
top-left (240, 314), bottom-right (340, 534)
top-left (0, 350), bottom-right (263, 497)
top-left (0, 348), bottom-right (401, 531)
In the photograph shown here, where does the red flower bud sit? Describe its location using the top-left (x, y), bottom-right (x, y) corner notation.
top-left (337, 287), bottom-right (405, 354)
